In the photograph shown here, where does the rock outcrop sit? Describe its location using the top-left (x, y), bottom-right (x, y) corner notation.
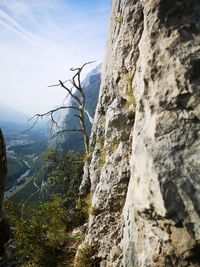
top-left (78, 0), bottom-right (200, 266)
top-left (0, 129), bottom-right (7, 210)
top-left (0, 129), bottom-right (9, 257)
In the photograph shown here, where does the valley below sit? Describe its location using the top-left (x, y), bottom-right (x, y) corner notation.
top-left (1, 120), bottom-right (48, 206)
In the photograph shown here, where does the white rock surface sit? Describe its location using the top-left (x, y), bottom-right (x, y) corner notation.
top-left (78, 0), bottom-right (200, 266)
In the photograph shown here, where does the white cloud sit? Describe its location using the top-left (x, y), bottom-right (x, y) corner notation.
top-left (0, 0), bottom-right (111, 115)
top-left (0, 9), bottom-right (48, 46)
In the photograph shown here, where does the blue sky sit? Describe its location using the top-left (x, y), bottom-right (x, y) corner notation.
top-left (0, 0), bottom-right (111, 115)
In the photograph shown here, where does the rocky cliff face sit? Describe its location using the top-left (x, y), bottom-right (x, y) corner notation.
top-left (0, 129), bottom-right (10, 257)
top-left (78, 0), bottom-right (200, 266)
top-left (0, 129), bottom-right (7, 210)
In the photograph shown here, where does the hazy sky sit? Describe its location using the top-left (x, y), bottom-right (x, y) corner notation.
top-left (0, 0), bottom-right (111, 115)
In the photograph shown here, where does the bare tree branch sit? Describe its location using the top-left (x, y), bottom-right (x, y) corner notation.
top-left (30, 61), bottom-right (95, 154)
top-left (50, 113), bottom-right (61, 132)
top-left (29, 106), bottom-right (80, 121)
top-left (59, 80), bottom-right (82, 105)
top-left (28, 106), bottom-right (81, 131)
top-left (70, 61), bottom-right (95, 72)
top-left (51, 129), bottom-right (82, 139)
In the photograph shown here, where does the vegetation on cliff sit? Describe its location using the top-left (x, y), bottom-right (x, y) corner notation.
top-left (3, 149), bottom-right (91, 266)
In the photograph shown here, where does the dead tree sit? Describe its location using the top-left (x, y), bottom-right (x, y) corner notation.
top-left (30, 62), bottom-right (94, 155)
top-left (0, 129), bottom-right (7, 211)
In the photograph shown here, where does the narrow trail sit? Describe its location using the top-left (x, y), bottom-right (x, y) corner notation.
top-left (21, 177), bottom-right (40, 217)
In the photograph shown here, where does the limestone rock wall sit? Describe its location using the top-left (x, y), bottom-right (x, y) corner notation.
top-left (78, 0), bottom-right (200, 266)
top-left (0, 129), bottom-right (9, 257)
top-left (123, 0), bottom-right (200, 266)
top-left (0, 129), bottom-right (7, 210)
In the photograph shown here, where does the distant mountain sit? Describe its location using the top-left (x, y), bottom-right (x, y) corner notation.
top-left (0, 103), bottom-right (28, 124)
top-left (0, 104), bottom-right (49, 148)
top-left (49, 64), bottom-right (101, 153)
top-left (82, 64), bottom-right (102, 118)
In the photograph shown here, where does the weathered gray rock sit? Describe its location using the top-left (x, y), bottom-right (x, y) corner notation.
top-left (77, 0), bottom-right (139, 265)
top-left (78, 0), bottom-right (200, 266)
top-left (123, 0), bottom-right (200, 266)
top-left (0, 129), bottom-right (9, 258)
top-left (0, 129), bottom-right (7, 211)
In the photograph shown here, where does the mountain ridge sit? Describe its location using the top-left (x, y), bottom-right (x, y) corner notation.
top-left (0, 103), bottom-right (29, 124)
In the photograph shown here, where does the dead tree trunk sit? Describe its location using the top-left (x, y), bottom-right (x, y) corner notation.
top-left (0, 129), bottom-right (7, 211)
top-left (30, 62), bottom-right (93, 155)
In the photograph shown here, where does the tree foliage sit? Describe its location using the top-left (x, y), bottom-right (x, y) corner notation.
top-left (42, 149), bottom-right (84, 206)
top-left (5, 197), bottom-right (79, 266)
top-left (3, 149), bottom-right (89, 266)
top-left (4, 195), bottom-right (89, 266)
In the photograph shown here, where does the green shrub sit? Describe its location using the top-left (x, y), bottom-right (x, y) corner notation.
top-left (42, 150), bottom-right (84, 206)
top-left (114, 16), bottom-right (123, 24)
top-left (111, 137), bottom-right (121, 150)
top-left (125, 72), bottom-right (133, 88)
top-left (99, 150), bottom-right (106, 167)
top-left (11, 198), bottom-right (71, 266)
top-left (76, 193), bottom-right (93, 221)
top-left (90, 206), bottom-right (102, 216)
top-left (127, 109), bottom-right (135, 121)
top-left (75, 243), bottom-right (100, 267)
top-left (5, 197), bottom-right (85, 266)
top-left (4, 149), bottom-right (87, 266)
top-left (83, 153), bottom-right (92, 164)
